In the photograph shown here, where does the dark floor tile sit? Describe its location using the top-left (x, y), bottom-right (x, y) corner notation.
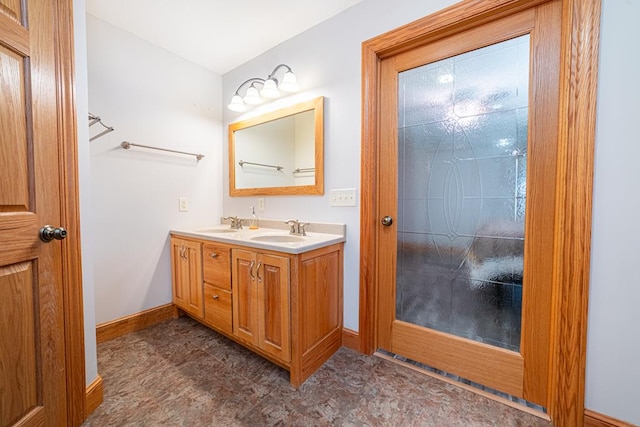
top-left (266, 373), bottom-right (366, 424)
top-left (236, 394), bottom-right (308, 427)
top-left (83, 316), bottom-right (552, 427)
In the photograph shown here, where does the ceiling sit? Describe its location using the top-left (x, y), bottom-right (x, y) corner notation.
top-left (87, 0), bottom-right (362, 75)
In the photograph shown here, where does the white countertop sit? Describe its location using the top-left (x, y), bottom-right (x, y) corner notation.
top-left (170, 222), bottom-right (345, 254)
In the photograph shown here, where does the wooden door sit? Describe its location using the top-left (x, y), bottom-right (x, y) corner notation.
top-left (361, 0), bottom-right (600, 423)
top-left (171, 238), bottom-right (203, 317)
top-left (1, 0), bottom-right (82, 425)
top-left (232, 249), bottom-right (258, 345)
top-left (375, 2), bottom-right (561, 404)
top-left (256, 253), bottom-right (290, 362)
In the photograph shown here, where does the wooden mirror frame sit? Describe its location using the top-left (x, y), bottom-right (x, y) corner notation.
top-left (229, 96), bottom-right (324, 196)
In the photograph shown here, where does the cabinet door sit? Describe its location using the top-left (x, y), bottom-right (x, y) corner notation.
top-left (257, 253), bottom-right (291, 362)
top-left (232, 249), bottom-right (258, 345)
top-left (171, 238), bottom-right (203, 317)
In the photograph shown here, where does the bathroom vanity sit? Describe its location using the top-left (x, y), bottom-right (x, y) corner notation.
top-left (170, 221), bottom-right (345, 387)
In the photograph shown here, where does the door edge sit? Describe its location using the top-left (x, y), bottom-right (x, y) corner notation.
top-left (54, 0), bottom-right (87, 424)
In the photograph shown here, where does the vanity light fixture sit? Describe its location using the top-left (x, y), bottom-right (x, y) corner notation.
top-left (227, 64), bottom-right (299, 112)
top-left (243, 82), bottom-right (263, 105)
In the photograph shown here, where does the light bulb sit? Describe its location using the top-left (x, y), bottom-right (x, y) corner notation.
top-left (260, 78), bottom-right (280, 99)
top-left (279, 71), bottom-right (299, 92)
top-left (243, 85), bottom-right (262, 105)
top-left (228, 94), bottom-right (246, 112)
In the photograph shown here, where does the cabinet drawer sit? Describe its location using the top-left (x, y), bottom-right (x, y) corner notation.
top-left (203, 243), bottom-right (231, 290)
top-left (204, 284), bottom-right (232, 335)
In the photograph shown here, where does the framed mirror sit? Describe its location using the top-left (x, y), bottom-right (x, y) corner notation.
top-left (229, 96), bottom-right (323, 196)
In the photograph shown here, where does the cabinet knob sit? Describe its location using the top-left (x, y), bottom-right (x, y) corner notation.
top-left (210, 253), bottom-right (218, 258)
top-left (212, 295), bottom-right (219, 300)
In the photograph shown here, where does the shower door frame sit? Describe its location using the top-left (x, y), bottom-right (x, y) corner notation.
top-left (358, 0), bottom-right (601, 425)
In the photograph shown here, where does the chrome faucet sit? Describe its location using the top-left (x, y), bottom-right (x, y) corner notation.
top-left (223, 216), bottom-right (243, 230)
top-left (285, 219), bottom-right (309, 236)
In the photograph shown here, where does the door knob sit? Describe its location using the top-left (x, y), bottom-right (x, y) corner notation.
top-left (381, 216), bottom-right (393, 226)
top-left (40, 225), bottom-right (67, 242)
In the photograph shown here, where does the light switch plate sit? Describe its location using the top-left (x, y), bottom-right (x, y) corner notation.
top-left (257, 198), bottom-right (265, 211)
top-left (178, 197), bottom-right (189, 212)
top-left (330, 188), bottom-right (357, 207)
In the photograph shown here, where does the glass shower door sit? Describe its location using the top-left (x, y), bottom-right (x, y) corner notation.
top-left (374, 2), bottom-right (563, 406)
top-left (396, 35), bottom-right (530, 353)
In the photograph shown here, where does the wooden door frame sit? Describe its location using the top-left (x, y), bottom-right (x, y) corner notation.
top-left (51, 0), bottom-right (87, 424)
top-left (358, 0), bottom-right (600, 425)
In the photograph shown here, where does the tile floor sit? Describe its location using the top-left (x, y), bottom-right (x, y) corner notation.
top-left (83, 316), bottom-right (552, 426)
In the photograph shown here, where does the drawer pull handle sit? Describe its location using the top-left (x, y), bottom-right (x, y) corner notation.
top-left (249, 261), bottom-right (256, 281)
top-left (212, 295), bottom-right (219, 300)
top-left (210, 253), bottom-right (218, 258)
top-left (256, 261), bottom-right (263, 282)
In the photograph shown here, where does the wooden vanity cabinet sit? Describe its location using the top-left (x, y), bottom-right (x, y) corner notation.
top-left (231, 244), bottom-right (344, 387)
top-left (171, 237), bottom-right (204, 318)
top-left (170, 233), bottom-right (344, 388)
top-left (290, 244), bottom-right (343, 386)
top-left (232, 249), bottom-right (291, 363)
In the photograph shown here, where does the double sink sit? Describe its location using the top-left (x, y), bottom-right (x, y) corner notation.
top-left (172, 222), bottom-right (346, 254)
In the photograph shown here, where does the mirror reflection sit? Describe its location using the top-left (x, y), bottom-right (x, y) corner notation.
top-left (229, 97), bottom-right (323, 196)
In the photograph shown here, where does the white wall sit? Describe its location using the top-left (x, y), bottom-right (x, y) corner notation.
top-left (223, 0), bottom-right (457, 331)
top-left (86, 15), bottom-right (223, 324)
top-left (223, 0), bottom-right (639, 423)
top-left (73, 0), bottom-right (98, 386)
top-left (586, 1), bottom-right (640, 425)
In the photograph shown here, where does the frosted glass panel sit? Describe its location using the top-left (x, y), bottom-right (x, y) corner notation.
top-left (396, 35), bottom-right (529, 352)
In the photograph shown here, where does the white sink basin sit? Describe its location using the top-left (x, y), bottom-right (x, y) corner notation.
top-left (250, 235), bottom-right (304, 243)
top-left (173, 222), bottom-right (345, 254)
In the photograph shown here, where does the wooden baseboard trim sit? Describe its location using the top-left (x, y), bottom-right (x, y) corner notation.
top-left (85, 375), bottom-right (103, 418)
top-left (96, 303), bottom-right (179, 344)
top-left (584, 409), bottom-right (635, 427)
top-left (342, 328), bottom-right (360, 351)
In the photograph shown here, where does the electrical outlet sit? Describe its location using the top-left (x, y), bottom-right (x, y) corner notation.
top-left (330, 188), bottom-right (357, 207)
top-left (178, 197), bottom-right (189, 212)
top-left (257, 198), bottom-right (265, 211)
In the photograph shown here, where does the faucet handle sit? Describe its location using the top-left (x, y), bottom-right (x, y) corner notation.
top-left (298, 222), bottom-right (309, 236)
top-left (223, 216), bottom-right (242, 229)
top-left (285, 219), bottom-right (298, 234)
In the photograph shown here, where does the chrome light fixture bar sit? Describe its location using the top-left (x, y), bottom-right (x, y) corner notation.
top-left (228, 64), bottom-right (299, 112)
